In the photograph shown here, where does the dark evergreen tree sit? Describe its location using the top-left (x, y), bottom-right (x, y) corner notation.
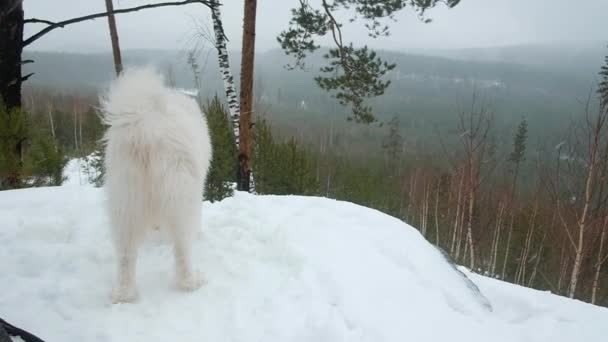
top-left (252, 119), bottom-right (318, 195)
top-left (382, 115), bottom-right (403, 174)
top-left (0, 99), bottom-right (68, 189)
top-left (26, 128), bottom-right (68, 186)
top-left (0, 100), bottom-right (28, 189)
top-left (278, 0), bottom-right (461, 122)
top-left (508, 117), bottom-right (528, 180)
top-left (204, 96), bottom-right (237, 202)
top-left (600, 49), bottom-right (608, 110)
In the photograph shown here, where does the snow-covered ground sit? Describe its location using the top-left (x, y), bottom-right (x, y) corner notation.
top-left (62, 158), bottom-right (93, 186)
top-left (0, 167), bottom-right (607, 341)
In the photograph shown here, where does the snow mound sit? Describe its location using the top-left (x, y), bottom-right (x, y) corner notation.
top-left (0, 186), bottom-right (607, 342)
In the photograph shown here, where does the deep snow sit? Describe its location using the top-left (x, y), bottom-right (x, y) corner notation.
top-left (0, 165), bottom-right (607, 341)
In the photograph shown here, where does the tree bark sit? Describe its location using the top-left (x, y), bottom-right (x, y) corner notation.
top-left (501, 213), bottom-right (515, 280)
top-left (569, 123), bottom-right (599, 298)
top-left (47, 103), bottom-right (55, 138)
top-left (591, 215), bottom-right (608, 304)
top-left (210, 1), bottom-right (240, 147)
top-left (466, 166), bottom-right (476, 270)
top-left (104, 0), bottom-right (123, 76)
top-left (528, 232), bottom-right (546, 287)
top-left (434, 181), bottom-right (440, 246)
top-left (490, 201), bottom-right (504, 276)
top-left (450, 170), bottom-right (464, 255)
top-left (0, 1), bottom-right (23, 110)
top-left (0, 1), bottom-right (25, 188)
top-left (517, 202), bottom-right (538, 284)
top-left (238, 0), bottom-right (257, 192)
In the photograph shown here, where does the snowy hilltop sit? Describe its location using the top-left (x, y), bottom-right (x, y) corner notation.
top-left (0, 169), bottom-right (607, 341)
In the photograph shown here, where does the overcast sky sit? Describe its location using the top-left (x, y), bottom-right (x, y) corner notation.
top-left (23, 0), bottom-right (608, 53)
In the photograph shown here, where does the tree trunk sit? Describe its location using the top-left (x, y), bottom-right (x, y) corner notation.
top-left (568, 227), bottom-right (584, 299)
top-left (528, 232), bottom-right (546, 287)
top-left (490, 201), bottom-right (504, 276)
top-left (238, 0), bottom-right (257, 192)
top-left (48, 103), bottom-right (55, 138)
top-left (591, 215), bottom-right (608, 304)
top-left (104, 0), bottom-right (123, 76)
top-left (450, 171), bottom-right (464, 255)
top-left (501, 213), bottom-right (515, 280)
top-left (569, 133), bottom-right (598, 298)
top-left (0, 1), bottom-right (25, 187)
top-left (421, 181), bottom-right (429, 237)
top-left (516, 200), bottom-right (538, 284)
top-left (466, 181), bottom-right (476, 270)
top-left (558, 240), bottom-right (568, 294)
top-left (73, 107), bottom-right (79, 152)
top-left (434, 180), bottom-right (440, 246)
top-left (0, 1), bottom-right (23, 110)
top-left (210, 1), bottom-right (240, 147)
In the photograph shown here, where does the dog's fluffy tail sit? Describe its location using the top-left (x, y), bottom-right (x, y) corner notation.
top-left (100, 67), bottom-right (168, 128)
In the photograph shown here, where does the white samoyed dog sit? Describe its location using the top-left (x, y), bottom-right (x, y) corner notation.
top-left (101, 67), bottom-right (212, 303)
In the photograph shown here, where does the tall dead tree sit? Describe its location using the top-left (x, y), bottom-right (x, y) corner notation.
top-left (238, 0), bottom-right (257, 192)
top-left (104, 0), bottom-right (123, 75)
top-left (553, 93), bottom-right (608, 299)
top-left (458, 98), bottom-right (492, 271)
top-left (568, 102), bottom-right (605, 298)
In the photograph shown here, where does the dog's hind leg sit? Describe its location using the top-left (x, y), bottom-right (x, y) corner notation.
top-left (111, 220), bottom-right (141, 303)
top-left (169, 207), bottom-right (203, 291)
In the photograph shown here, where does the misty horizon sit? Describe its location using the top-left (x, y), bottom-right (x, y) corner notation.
top-left (23, 0), bottom-right (608, 54)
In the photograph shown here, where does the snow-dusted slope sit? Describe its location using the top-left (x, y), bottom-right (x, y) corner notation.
top-left (0, 182), bottom-right (607, 341)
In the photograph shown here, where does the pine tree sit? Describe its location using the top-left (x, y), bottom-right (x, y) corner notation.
top-left (0, 99), bottom-right (68, 189)
top-left (278, 0), bottom-right (461, 122)
top-left (25, 128), bottom-right (68, 186)
top-left (509, 118), bottom-right (528, 167)
top-left (203, 96), bottom-right (237, 202)
top-left (600, 49), bottom-right (608, 111)
top-left (382, 115), bottom-right (403, 174)
top-left (502, 117), bottom-right (528, 279)
top-left (252, 119), bottom-right (318, 195)
top-left (0, 100), bottom-right (28, 189)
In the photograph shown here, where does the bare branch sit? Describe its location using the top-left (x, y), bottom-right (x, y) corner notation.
top-left (23, 0), bottom-right (217, 47)
top-left (24, 18), bottom-right (57, 26)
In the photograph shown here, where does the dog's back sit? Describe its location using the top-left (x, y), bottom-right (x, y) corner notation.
top-left (102, 68), bottom-right (211, 227)
top-left (101, 68), bottom-right (212, 302)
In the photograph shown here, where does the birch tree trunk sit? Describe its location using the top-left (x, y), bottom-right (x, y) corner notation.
top-left (450, 171), bottom-right (464, 255)
top-left (528, 232), bottom-right (546, 287)
top-left (490, 201), bottom-right (504, 276)
top-left (209, 1), bottom-right (240, 146)
top-left (435, 181), bottom-right (441, 246)
top-left (48, 103), bottom-right (55, 139)
top-left (591, 215), bottom-right (608, 304)
top-left (466, 174), bottom-right (476, 270)
top-left (501, 213), bottom-right (515, 280)
top-left (568, 121), bottom-right (600, 298)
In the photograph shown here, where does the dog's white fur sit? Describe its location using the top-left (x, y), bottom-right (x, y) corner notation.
top-left (101, 67), bottom-right (212, 303)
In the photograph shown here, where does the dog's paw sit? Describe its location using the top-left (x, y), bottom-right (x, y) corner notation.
top-left (177, 271), bottom-right (205, 292)
top-left (111, 285), bottom-right (138, 304)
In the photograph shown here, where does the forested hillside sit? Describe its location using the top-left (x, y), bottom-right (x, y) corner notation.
top-left (15, 43), bottom-right (608, 307)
